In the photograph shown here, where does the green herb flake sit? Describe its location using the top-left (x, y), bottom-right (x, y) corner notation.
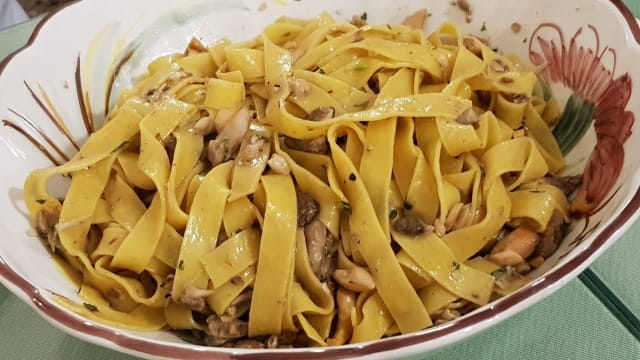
top-left (178, 260), bottom-right (185, 270)
top-left (318, 68), bottom-right (326, 74)
top-left (403, 201), bottom-right (413, 210)
top-left (452, 262), bottom-right (460, 271)
top-left (389, 208), bottom-right (398, 220)
top-left (111, 141), bottom-right (132, 154)
top-left (35, 199), bottom-right (46, 204)
top-left (283, 31), bottom-right (291, 37)
top-left (491, 268), bottom-right (508, 277)
top-left (386, 24), bottom-right (392, 30)
top-left (480, 21), bottom-right (487, 31)
top-left (360, 12), bottom-right (368, 21)
top-left (354, 100), bottom-right (369, 110)
top-left (342, 201), bottom-right (353, 215)
top-left (83, 303), bottom-right (99, 312)
top-left (354, 62), bottom-right (369, 71)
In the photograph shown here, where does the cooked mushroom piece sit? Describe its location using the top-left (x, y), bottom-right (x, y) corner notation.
top-left (207, 106), bottom-right (250, 166)
top-left (178, 285), bottom-right (214, 313)
top-left (284, 136), bottom-right (329, 154)
top-left (204, 315), bottom-right (248, 346)
top-left (267, 153), bottom-right (291, 175)
top-left (402, 9), bottom-right (429, 30)
top-left (332, 266), bottom-right (376, 292)
top-left (456, 108), bottom-right (480, 127)
top-left (304, 219), bottom-right (328, 275)
top-left (284, 107), bottom-right (335, 154)
top-left (327, 288), bottom-right (356, 346)
top-left (297, 192), bottom-right (320, 227)
top-left (35, 207), bottom-right (60, 252)
top-left (535, 211), bottom-right (567, 257)
top-left (393, 216), bottom-right (433, 236)
top-left (542, 174), bottom-right (583, 197)
top-left (488, 227), bottom-right (539, 266)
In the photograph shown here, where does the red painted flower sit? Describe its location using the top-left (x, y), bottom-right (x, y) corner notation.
top-left (529, 23), bottom-right (634, 214)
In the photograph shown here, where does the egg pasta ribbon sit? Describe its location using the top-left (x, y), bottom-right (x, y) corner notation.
top-left (23, 13), bottom-right (577, 347)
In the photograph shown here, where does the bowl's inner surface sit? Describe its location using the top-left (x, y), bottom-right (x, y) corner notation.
top-left (1, 0), bottom-right (640, 357)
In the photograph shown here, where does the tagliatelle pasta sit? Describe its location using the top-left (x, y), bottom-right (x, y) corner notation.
top-left (24, 11), bottom-right (579, 348)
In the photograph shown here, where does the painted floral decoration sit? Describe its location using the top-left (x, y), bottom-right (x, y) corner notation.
top-left (529, 23), bottom-right (634, 215)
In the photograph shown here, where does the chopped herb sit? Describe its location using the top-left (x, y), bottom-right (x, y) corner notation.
top-left (452, 262), bottom-right (460, 271)
top-left (403, 201), bottom-right (413, 210)
top-left (319, 274), bottom-right (328, 282)
top-left (318, 68), bottom-right (326, 74)
top-left (283, 31), bottom-right (291, 37)
top-left (354, 100), bottom-right (369, 110)
top-left (35, 199), bottom-right (46, 204)
top-left (354, 62), bottom-right (369, 71)
top-left (349, 173), bottom-right (356, 181)
top-left (386, 24), bottom-right (392, 30)
top-left (83, 303), bottom-right (98, 312)
top-left (389, 208), bottom-right (398, 219)
top-left (480, 21), bottom-right (487, 31)
top-left (342, 201), bottom-right (353, 215)
top-left (491, 268), bottom-right (508, 277)
top-left (360, 12), bottom-right (368, 21)
top-left (178, 260), bottom-right (185, 270)
top-left (111, 140), bottom-right (132, 154)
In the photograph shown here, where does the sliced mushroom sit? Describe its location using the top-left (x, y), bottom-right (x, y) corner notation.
top-left (284, 107), bottom-right (335, 154)
top-left (304, 219), bottom-right (328, 276)
top-left (164, 133), bottom-right (177, 163)
top-left (463, 37), bottom-right (483, 57)
top-left (266, 332), bottom-right (298, 348)
top-left (35, 207), bottom-right (60, 252)
top-left (327, 288), bottom-right (356, 346)
top-left (542, 174), bottom-right (583, 197)
top-left (350, 14), bottom-right (366, 27)
top-left (204, 315), bottom-right (248, 346)
top-left (402, 9), bottom-right (429, 30)
top-left (535, 210), bottom-right (567, 257)
top-left (179, 284), bottom-right (214, 313)
top-left (297, 192), bottom-right (320, 227)
top-left (456, 108), bottom-right (480, 127)
top-left (185, 37), bottom-right (207, 55)
top-left (236, 133), bottom-right (269, 166)
top-left (289, 79), bottom-right (311, 99)
top-left (489, 59), bottom-right (509, 73)
top-left (488, 227), bottom-right (539, 266)
top-left (454, 0), bottom-right (473, 23)
top-left (267, 153), bottom-right (291, 175)
top-left (307, 106), bottom-right (335, 121)
top-left (192, 115), bottom-right (216, 136)
top-left (393, 216), bottom-right (433, 236)
top-left (232, 340), bottom-right (266, 349)
top-left (332, 266), bottom-right (376, 292)
top-left (207, 106), bottom-right (250, 166)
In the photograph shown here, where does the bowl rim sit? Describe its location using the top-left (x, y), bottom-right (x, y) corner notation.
top-left (1, 0), bottom-right (640, 359)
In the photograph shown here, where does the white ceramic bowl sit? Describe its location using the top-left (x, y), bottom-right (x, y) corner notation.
top-left (1, 0), bottom-right (640, 358)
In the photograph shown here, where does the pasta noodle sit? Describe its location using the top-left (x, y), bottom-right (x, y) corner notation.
top-left (25, 11), bottom-right (580, 348)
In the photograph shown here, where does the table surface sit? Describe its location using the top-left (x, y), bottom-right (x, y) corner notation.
top-left (1, 2), bottom-right (640, 359)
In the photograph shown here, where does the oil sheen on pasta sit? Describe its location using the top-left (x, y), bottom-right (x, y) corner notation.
top-left (24, 11), bottom-right (578, 348)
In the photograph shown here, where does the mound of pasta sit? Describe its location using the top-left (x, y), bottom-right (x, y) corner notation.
top-left (25, 11), bottom-right (580, 348)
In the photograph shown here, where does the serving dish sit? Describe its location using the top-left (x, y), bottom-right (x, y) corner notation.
top-left (1, 0), bottom-right (640, 358)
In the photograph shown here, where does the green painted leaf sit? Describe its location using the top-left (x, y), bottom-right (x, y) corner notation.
top-left (552, 94), bottom-right (596, 155)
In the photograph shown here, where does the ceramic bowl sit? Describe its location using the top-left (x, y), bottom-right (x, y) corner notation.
top-left (1, 0), bottom-right (640, 359)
